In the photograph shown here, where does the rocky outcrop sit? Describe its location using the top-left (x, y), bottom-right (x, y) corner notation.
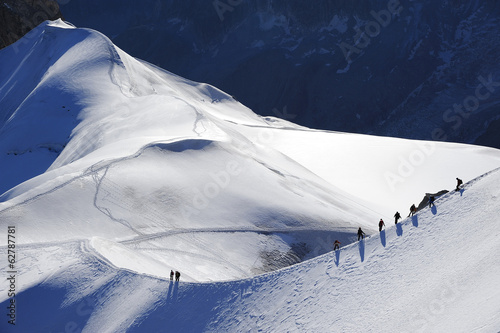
top-left (0, 0), bottom-right (63, 49)
top-left (417, 190), bottom-right (449, 211)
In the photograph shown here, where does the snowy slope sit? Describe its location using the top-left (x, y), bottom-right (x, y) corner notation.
top-left (0, 20), bottom-right (500, 333)
top-left (237, 124), bottom-right (500, 217)
top-left (0, 20), bottom-right (382, 283)
top-left (1, 167), bottom-right (499, 332)
top-left (1, 20), bottom-right (500, 285)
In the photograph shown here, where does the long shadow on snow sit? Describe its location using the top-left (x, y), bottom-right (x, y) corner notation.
top-left (167, 281), bottom-right (173, 299)
top-left (380, 230), bottom-right (386, 247)
top-left (334, 250), bottom-right (340, 266)
top-left (173, 281), bottom-right (179, 301)
top-left (128, 279), bottom-right (257, 332)
top-left (396, 223), bottom-right (403, 236)
top-left (412, 215), bottom-right (419, 227)
top-left (358, 240), bottom-right (365, 262)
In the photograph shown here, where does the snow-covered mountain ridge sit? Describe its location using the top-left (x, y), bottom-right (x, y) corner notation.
top-left (59, 0), bottom-right (500, 148)
top-left (0, 18), bottom-right (499, 332)
top-left (1, 20), bottom-right (500, 285)
top-left (1, 164), bottom-right (499, 332)
top-left (0, 20), bottom-right (378, 282)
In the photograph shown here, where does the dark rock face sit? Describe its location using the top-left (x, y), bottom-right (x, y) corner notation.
top-left (40, 1), bottom-right (500, 148)
top-left (0, 0), bottom-right (63, 49)
top-left (417, 190), bottom-right (449, 211)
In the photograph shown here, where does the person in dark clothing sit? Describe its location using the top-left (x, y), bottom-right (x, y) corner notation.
top-left (378, 219), bottom-right (385, 232)
top-left (357, 227), bottom-right (365, 241)
top-left (175, 271), bottom-right (180, 282)
top-left (394, 211), bottom-right (401, 224)
top-left (408, 204), bottom-right (416, 217)
top-left (428, 196), bottom-right (435, 208)
top-left (456, 178), bottom-right (463, 191)
top-left (333, 240), bottom-right (341, 251)
top-left (170, 270), bottom-right (174, 281)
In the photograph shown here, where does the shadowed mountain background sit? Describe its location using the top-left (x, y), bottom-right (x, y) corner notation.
top-left (2, 0), bottom-right (500, 148)
top-left (0, 0), bottom-right (62, 49)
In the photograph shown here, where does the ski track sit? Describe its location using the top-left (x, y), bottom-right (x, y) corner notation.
top-left (0, 135), bottom-right (213, 223)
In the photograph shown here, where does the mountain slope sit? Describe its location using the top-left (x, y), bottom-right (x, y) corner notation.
top-left (2, 167), bottom-right (499, 332)
top-left (233, 123), bottom-right (500, 217)
top-left (0, 20), bottom-right (382, 282)
top-left (1, 20), bottom-right (500, 284)
top-left (0, 19), bottom-right (500, 332)
top-left (207, 168), bottom-right (500, 333)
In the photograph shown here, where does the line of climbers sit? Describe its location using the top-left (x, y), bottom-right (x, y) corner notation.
top-left (333, 177), bottom-right (463, 251)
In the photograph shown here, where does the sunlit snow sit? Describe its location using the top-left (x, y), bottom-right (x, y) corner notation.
top-left (1, 20), bottom-right (500, 332)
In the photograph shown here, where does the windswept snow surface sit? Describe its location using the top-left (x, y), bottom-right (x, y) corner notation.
top-left (1, 19), bottom-right (500, 332)
top-left (1, 168), bottom-right (500, 332)
top-left (0, 20), bottom-right (382, 282)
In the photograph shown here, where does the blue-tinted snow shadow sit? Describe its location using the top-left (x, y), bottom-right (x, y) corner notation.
top-left (0, 283), bottom-right (95, 332)
top-left (431, 205), bottom-right (437, 215)
top-left (380, 230), bottom-right (386, 247)
top-left (129, 279), bottom-right (257, 332)
top-left (151, 139), bottom-right (212, 153)
top-left (167, 281), bottom-right (173, 299)
top-left (460, 188), bottom-right (465, 196)
top-left (396, 223), bottom-right (403, 236)
top-left (334, 249), bottom-right (340, 266)
top-left (358, 240), bottom-right (365, 262)
top-left (412, 215), bottom-right (419, 227)
top-left (173, 281), bottom-right (179, 300)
